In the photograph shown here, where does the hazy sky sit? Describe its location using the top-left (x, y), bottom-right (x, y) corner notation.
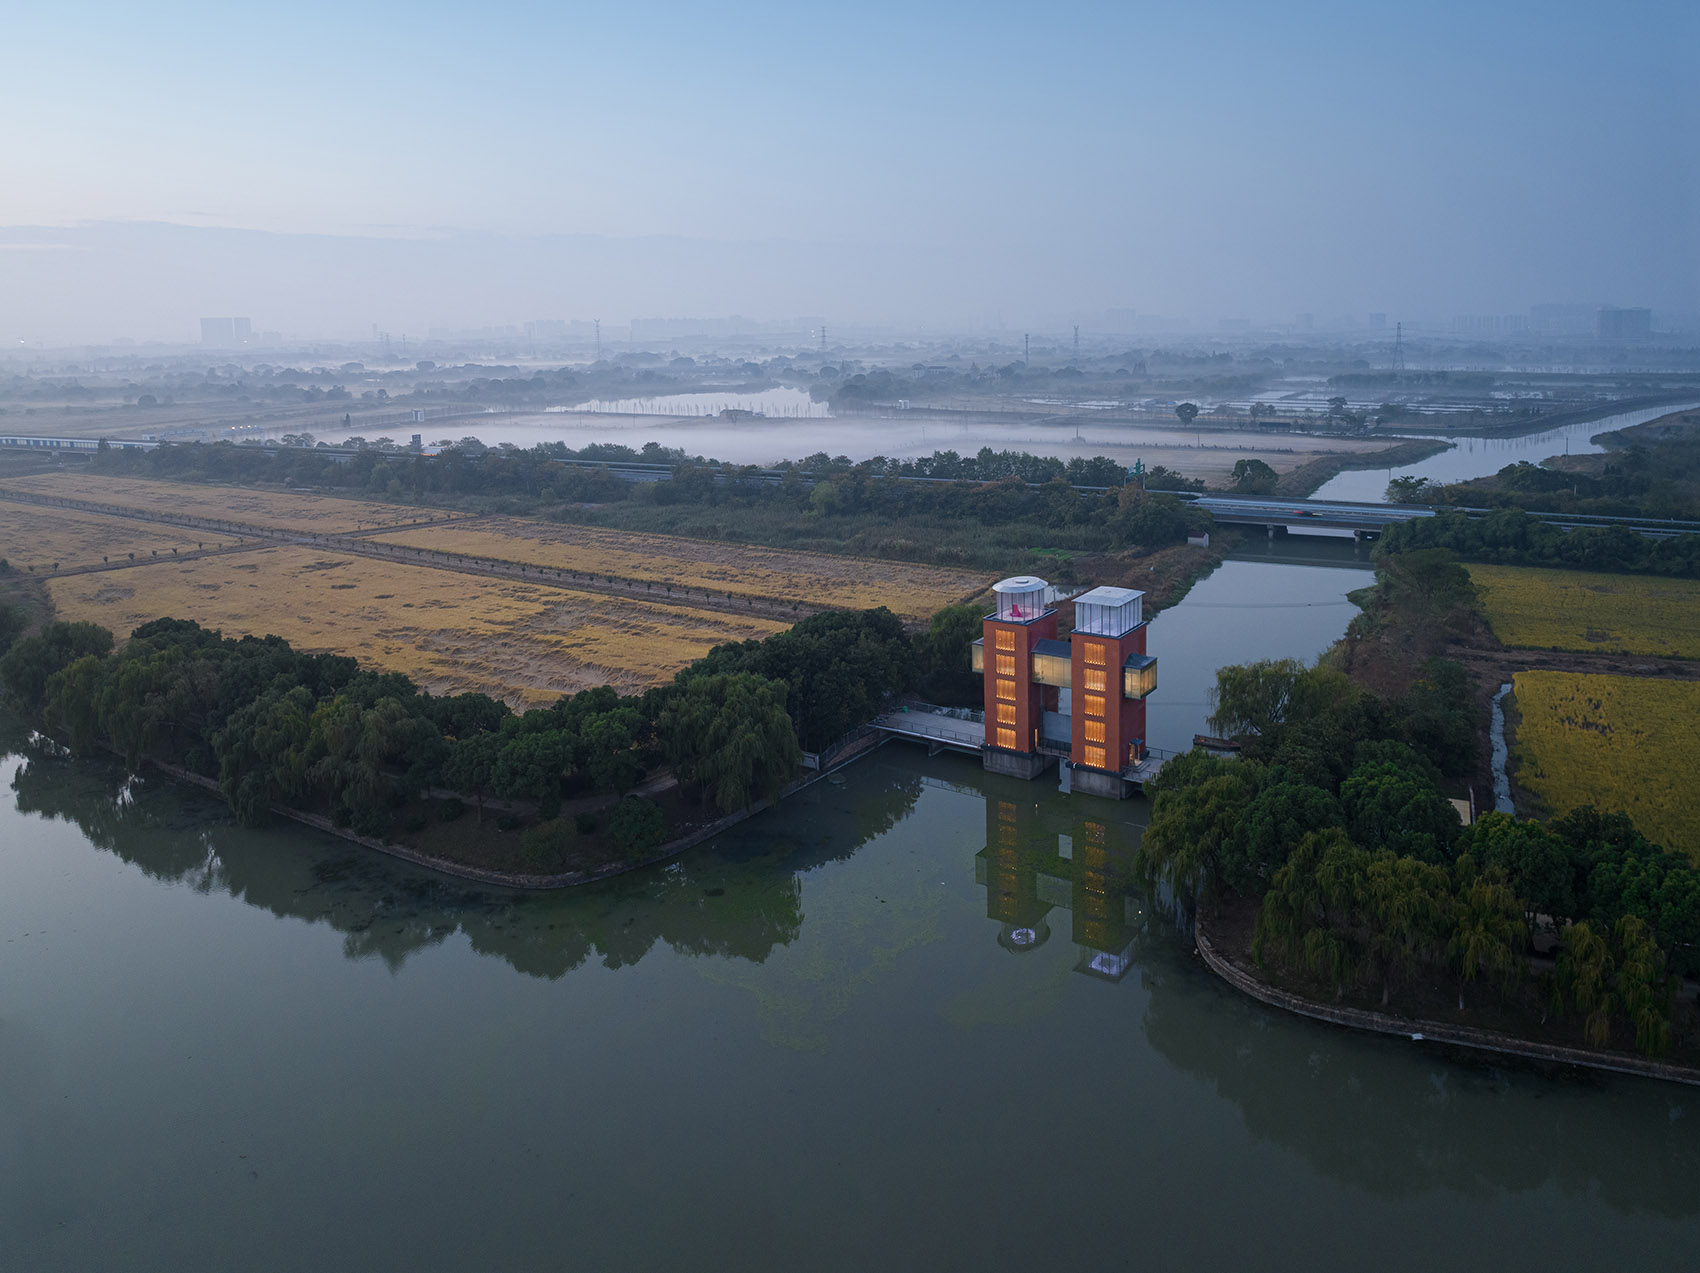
top-left (3, 0), bottom-right (1695, 341)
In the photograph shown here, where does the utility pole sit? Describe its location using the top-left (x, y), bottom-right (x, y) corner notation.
top-left (1392, 322), bottom-right (1405, 375)
top-left (594, 318), bottom-right (602, 363)
top-left (1024, 333), bottom-right (1030, 364)
top-left (1073, 325), bottom-right (1080, 362)
top-left (820, 324), bottom-right (827, 357)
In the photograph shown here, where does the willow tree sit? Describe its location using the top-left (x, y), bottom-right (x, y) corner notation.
top-left (660, 672), bottom-right (800, 814)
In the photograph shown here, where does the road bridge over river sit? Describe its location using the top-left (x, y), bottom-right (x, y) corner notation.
top-left (1185, 494), bottom-right (1700, 541)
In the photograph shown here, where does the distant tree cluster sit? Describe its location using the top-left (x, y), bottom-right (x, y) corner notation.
top-left (1376, 508), bottom-right (1700, 577)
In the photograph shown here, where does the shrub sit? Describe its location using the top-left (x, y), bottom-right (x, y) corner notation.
top-left (519, 818), bottom-right (574, 869)
top-left (438, 796), bottom-right (467, 823)
top-left (608, 796), bottom-right (666, 861)
top-left (496, 813), bottom-right (522, 832)
top-left (575, 810), bottom-right (599, 835)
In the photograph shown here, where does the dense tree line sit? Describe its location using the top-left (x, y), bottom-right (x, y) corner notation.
top-left (0, 603), bottom-right (965, 871)
top-left (1141, 651), bottom-right (1698, 1058)
top-left (69, 438), bottom-right (1214, 570)
top-left (1375, 508), bottom-right (1700, 577)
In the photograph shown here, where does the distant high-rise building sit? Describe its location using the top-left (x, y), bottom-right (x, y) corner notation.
top-left (1529, 303), bottom-right (1595, 335)
top-left (200, 316), bottom-right (251, 348)
top-left (1597, 306), bottom-right (1652, 340)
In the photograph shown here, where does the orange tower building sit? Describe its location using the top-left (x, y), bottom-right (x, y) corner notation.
top-left (973, 576), bottom-right (1159, 797)
top-left (980, 576), bottom-right (1057, 778)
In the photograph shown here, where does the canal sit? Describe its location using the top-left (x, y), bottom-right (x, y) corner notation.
top-left (4, 543), bottom-right (1698, 1270)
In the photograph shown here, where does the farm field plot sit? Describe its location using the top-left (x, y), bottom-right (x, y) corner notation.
top-left (1469, 564), bottom-right (1700, 659)
top-left (1510, 670), bottom-right (1700, 859)
top-left (0, 499), bottom-right (241, 571)
top-left (372, 518), bottom-right (989, 621)
top-left (0, 473), bottom-right (439, 533)
top-left (47, 547), bottom-right (787, 705)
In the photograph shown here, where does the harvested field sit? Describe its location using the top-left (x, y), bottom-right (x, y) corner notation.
top-left (47, 547), bottom-right (787, 705)
top-left (1469, 565), bottom-right (1700, 659)
top-left (0, 498), bottom-right (241, 572)
top-left (0, 472), bottom-right (440, 533)
top-left (372, 518), bottom-right (989, 621)
top-left (1510, 670), bottom-right (1700, 860)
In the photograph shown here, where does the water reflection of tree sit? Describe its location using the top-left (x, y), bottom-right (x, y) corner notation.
top-left (1138, 938), bottom-right (1700, 1218)
top-left (6, 740), bottom-right (923, 984)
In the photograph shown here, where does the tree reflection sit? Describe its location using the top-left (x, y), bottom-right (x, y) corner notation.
top-left (6, 736), bottom-right (923, 983)
top-left (1138, 917), bottom-right (1700, 1217)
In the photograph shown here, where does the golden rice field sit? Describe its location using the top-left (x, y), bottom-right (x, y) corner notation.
top-left (1510, 670), bottom-right (1700, 860)
top-left (0, 473), bottom-right (441, 533)
top-left (372, 518), bottom-right (989, 621)
top-left (0, 499), bottom-right (243, 572)
top-left (47, 547), bottom-right (787, 705)
top-left (1469, 564), bottom-right (1700, 659)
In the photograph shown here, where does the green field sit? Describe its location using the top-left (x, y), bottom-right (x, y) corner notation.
top-left (1469, 564), bottom-right (1700, 659)
top-left (1511, 670), bottom-right (1700, 859)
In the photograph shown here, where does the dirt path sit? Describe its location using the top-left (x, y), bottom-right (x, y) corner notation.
top-left (7, 488), bottom-right (838, 625)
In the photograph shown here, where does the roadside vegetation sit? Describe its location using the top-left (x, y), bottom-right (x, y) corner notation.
top-left (35, 438), bottom-right (1217, 574)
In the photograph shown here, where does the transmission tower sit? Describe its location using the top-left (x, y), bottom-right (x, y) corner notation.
top-left (1024, 333), bottom-right (1030, 364)
top-left (820, 324), bottom-right (827, 357)
top-left (594, 318), bottom-right (602, 363)
top-left (1392, 322), bottom-right (1405, 375)
top-left (1073, 325), bottom-right (1080, 362)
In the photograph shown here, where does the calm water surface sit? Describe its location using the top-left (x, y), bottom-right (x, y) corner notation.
top-left (1314, 400), bottom-right (1700, 503)
top-left (5, 548), bottom-right (1699, 1271)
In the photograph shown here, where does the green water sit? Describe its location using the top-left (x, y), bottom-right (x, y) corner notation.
top-left (4, 549), bottom-right (1698, 1270)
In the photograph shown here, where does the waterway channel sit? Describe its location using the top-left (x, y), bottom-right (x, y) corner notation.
top-left (1313, 400), bottom-right (1700, 503)
top-left (4, 543), bottom-right (1698, 1270)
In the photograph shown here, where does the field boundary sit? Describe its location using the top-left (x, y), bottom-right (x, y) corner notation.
top-left (1, 486), bottom-right (915, 625)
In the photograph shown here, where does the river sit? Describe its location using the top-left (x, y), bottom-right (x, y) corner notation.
top-left (4, 544), bottom-right (1698, 1271)
top-left (1313, 400), bottom-right (1700, 503)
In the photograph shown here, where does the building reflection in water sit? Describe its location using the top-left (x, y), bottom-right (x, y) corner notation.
top-left (976, 790), bottom-right (1142, 980)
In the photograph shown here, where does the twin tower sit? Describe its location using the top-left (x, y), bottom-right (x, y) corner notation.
top-left (971, 576), bottom-right (1159, 798)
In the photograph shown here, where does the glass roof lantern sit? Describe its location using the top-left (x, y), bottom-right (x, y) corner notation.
top-left (992, 575), bottom-right (1050, 623)
top-left (1073, 586), bottom-right (1144, 638)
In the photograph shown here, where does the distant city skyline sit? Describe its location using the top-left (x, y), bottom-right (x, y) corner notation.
top-left (3, 1), bottom-right (1695, 343)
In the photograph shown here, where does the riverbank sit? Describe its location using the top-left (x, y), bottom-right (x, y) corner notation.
top-left (1276, 437), bottom-right (1451, 498)
top-left (1195, 906), bottom-right (1700, 1088)
top-left (141, 730), bottom-right (888, 891)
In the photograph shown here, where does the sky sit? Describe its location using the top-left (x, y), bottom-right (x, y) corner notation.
top-left (2, 0), bottom-right (1696, 342)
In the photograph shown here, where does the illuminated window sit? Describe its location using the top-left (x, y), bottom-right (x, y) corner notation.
top-left (1082, 668), bottom-right (1106, 693)
top-left (1084, 720), bottom-right (1106, 743)
top-left (995, 629), bottom-right (1015, 651)
top-left (996, 727), bottom-right (1017, 749)
top-left (995, 654), bottom-right (1016, 677)
top-left (996, 678), bottom-right (1016, 702)
top-left (996, 703), bottom-right (1015, 725)
top-left (1084, 694), bottom-right (1106, 718)
top-left (1085, 643), bottom-right (1106, 666)
top-left (1084, 745), bottom-right (1108, 769)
